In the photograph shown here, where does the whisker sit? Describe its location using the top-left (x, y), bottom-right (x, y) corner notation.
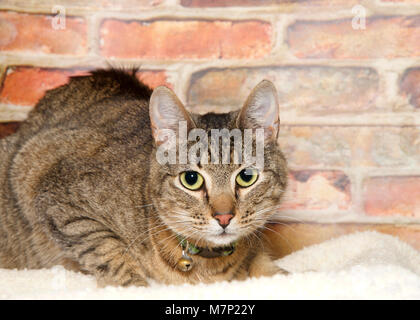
top-left (123, 222), bottom-right (166, 255)
top-left (124, 215), bottom-right (190, 256)
top-left (257, 224), bottom-right (294, 249)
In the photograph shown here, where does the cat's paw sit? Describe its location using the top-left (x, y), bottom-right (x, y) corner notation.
top-left (248, 252), bottom-right (289, 278)
top-left (251, 264), bottom-right (289, 278)
top-left (272, 266), bottom-right (289, 276)
top-left (97, 272), bottom-right (148, 287)
top-left (95, 254), bottom-right (149, 287)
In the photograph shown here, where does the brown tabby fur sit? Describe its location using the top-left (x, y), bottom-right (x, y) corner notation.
top-left (0, 70), bottom-right (288, 286)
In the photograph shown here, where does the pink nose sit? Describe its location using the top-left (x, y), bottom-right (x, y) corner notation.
top-left (213, 213), bottom-right (234, 228)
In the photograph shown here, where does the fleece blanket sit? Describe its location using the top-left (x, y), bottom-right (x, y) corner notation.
top-left (1, 231), bottom-right (420, 299)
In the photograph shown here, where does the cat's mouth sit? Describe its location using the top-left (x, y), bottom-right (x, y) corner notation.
top-left (206, 230), bottom-right (239, 246)
top-left (200, 218), bottom-right (244, 246)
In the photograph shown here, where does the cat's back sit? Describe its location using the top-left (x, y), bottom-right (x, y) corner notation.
top-left (17, 69), bottom-right (152, 138)
top-left (1, 69), bottom-right (154, 184)
top-left (1, 69), bottom-right (155, 201)
top-left (1, 69), bottom-right (154, 208)
top-left (0, 70), bottom-right (154, 268)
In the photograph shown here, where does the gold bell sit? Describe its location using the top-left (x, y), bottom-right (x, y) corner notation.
top-left (177, 253), bottom-right (193, 272)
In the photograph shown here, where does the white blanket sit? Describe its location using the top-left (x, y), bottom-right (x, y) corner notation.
top-left (1, 231), bottom-right (420, 299)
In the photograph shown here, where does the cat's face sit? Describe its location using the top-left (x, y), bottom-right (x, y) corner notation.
top-left (148, 81), bottom-right (288, 247)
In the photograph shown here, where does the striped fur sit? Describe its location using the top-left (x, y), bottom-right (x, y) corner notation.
top-left (0, 70), bottom-right (288, 286)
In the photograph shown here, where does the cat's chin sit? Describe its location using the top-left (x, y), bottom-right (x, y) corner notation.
top-left (205, 233), bottom-right (239, 247)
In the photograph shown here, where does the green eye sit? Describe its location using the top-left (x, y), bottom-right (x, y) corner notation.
top-left (180, 171), bottom-right (204, 191)
top-left (236, 168), bottom-right (258, 188)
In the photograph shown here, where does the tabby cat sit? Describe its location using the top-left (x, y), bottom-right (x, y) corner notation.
top-left (0, 70), bottom-right (288, 286)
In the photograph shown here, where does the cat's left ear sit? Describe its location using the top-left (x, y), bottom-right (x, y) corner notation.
top-left (149, 86), bottom-right (195, 145)
top-left (237, 80), bottom-right (279, 141)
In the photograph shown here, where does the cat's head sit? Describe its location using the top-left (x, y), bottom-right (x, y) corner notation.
top-left (147, 81), bottom-right (288, 247)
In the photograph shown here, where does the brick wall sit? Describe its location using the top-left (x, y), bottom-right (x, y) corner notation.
top-left (0, 0), bottom-right (419, 257)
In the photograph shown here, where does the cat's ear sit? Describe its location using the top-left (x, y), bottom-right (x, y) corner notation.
top-left (149, 86), bottom-right (195, 145)
top-left (237, 80), bottom-right (279, 141)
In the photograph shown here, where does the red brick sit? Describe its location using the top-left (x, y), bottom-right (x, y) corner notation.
top-left (182, 0), bottom-right (278, 6)
top-left (401, 68), bottom-right (420, 109)
top-left (187, 67), bottom-right (379, 114)
top-left (381, 0), bottom-right (420, 2)
top-left (1, 0), bottom-right (162, 9)
top-left (264, 223), bottom-right (420, 258)
top-left (0, 11), bottom-right (87, 55)
top-left (181, 0), bottom-right (360, 7)
top-left (278, 126), bottom-right (420, 168)
top-left (135, 70), bottom-right (171, 89)
top-left (97, 0), bottom-right (163, 7)
top-left (0, 67), bottom-right (169, 107)
top-left (0, 67), bottom-right (87, 106)
top-left (281, 170), bottom-right (351, 211)
top-left (0, 122), bottom-right (20, 139)
top-left (364, 176), bottom-right (420, 217)
top-left (100, 19), bottom-right (272, 59)
top-left (288, 16), bottom-right (420, 59)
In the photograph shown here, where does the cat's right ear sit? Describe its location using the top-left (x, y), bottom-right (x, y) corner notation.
top-left (149, 86), bottom-right (195, 145)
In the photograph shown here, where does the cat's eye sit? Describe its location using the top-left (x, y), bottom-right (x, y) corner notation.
top-left (180, 171), bottom-right (204, 191)
top-left (236, 168), bottom-right (259, 188)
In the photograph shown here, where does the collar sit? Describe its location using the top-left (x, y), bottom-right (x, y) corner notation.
top-left (177, 235), bottom-right (237, 259)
